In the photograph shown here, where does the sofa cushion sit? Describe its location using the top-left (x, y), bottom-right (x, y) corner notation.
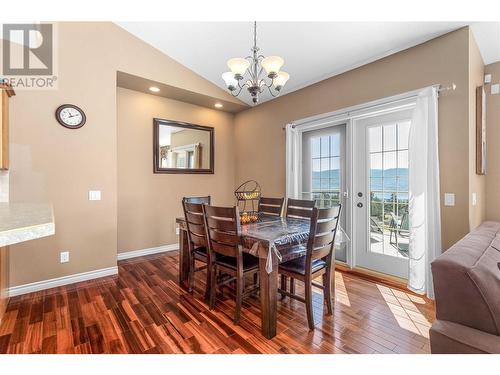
top-left (431, 221), bottom-right (500, 336)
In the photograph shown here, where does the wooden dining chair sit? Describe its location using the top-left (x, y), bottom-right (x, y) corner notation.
top-left (183, 196), bottom-right (211, 205)
top-left (278, 205), bottom-right (342, 330)
top-left (282, 198), bottom-right (316, 296)
top-left (182, 198), bottom-right (211, 300)
top-left (286, 198), bottom-right (315, 219)
top-left (258, 197), bottom-right (285, 217)
top-left (203, 205), bottom-right (260, 324)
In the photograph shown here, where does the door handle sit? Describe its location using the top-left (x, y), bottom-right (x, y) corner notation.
top-left (357, 202), bottom-right (363, 208)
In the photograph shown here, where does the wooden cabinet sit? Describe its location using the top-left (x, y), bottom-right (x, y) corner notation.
top-left (0, 246), bottom-right (8, 323)
top-left (0, 84), bottom-right (15, 170)
top-left (0, 85), bottom-right (15, 322)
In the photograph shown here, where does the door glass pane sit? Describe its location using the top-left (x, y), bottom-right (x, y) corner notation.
top-left (368, 122), bottom-right (410, 259)
top-left (383, 124), bottom-right (397, 151)
top-left (312, 137), bottom-right (321, 158)
top-left (398, 121), bottom-right (410, 150)
top-left (383, 151), bottom-right (397, 172)
top-left (369, 126), bottom-right (382, 153)
top-left (303, 129), bottom-right (346, 263)
top-left (370, 153), bottom-right (382, 177)
top-left (330, 134), bottom-right (340, 157)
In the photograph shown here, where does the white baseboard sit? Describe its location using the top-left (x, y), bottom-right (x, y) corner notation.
top-left (117, 243), bottom-right (179, 261)
top-left (7, 245), bottom-right (178, 297)
top-left (8, 266), bottom-right (118, 297)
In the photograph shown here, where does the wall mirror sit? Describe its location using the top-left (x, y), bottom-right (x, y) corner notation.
top-left (153, 118), bottom-right (214, 174)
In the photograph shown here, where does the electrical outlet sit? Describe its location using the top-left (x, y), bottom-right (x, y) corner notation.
top-left (60, 251), bottom-right (69, 263)
top-left (444, 193), bottom-right (455, 207)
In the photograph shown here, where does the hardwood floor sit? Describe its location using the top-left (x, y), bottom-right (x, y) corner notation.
top-left (0, 251), bottom-right (435, 354)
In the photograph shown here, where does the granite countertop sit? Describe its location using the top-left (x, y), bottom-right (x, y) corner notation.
top-left (0, 203), bottom-right (55, 247)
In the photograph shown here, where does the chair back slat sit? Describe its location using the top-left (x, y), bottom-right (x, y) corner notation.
top-left (206, 217), bottom-right (237, 232)
top-left (185, 211), bottom-right (204, 225)
top-left (211, 241), bottom-right (239, 257)
top-left (182, 200), bottom-right (208, 251)
top-left (188, 222), bottom-right (206, 237)
top-left (190, 231), bottom-right (207, 248)
top-left (313, 232), bottom-right (334, 248)
top-left (315, 219), bottom-right (337, 234)
top-left (288, 198), bottom-right (315, 208)
top-left (306, 205), bottom-right (342, 266)
top-left (286, 198), bottom-right (315, 219)
top-left (311, 247), bottom-right (331, 261)
top-left (287, 206), bottom-right (314, 219)
top-left (317, 205), bottom-right (341, 220)
top-left (208, 228), bottom-right (240, 246)
top-left (258, 197), bottom-right (284, 216)
top-left (203, 205), bottom-right (241, 259)
top-left (183, 196), bottom-right (211, 205)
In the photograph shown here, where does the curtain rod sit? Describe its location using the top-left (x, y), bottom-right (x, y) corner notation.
top-left (438, 83), bottom-right (457, 93)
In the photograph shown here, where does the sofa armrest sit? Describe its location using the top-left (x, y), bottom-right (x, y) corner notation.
top-left (430, 320), bottom-right (500, 354)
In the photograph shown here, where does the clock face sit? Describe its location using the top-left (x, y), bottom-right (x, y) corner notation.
top-left (56, 105), bottom-right (86, 129)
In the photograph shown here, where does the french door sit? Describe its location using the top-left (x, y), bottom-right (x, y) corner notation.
top-left (353, 109), bottom-right (413, 279)
top-left (301, 124), bottom-right (349, 263)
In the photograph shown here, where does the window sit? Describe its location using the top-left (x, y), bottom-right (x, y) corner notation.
top-left (310, 133), bottom-right (341, 208)
top-left (368, 121), bottom-right (410, 258)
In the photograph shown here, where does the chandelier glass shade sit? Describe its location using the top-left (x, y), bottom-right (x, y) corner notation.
top-left (221, 22), bottom-right (289, 104)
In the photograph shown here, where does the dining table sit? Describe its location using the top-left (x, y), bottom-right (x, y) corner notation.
top-left (176, 214), bottom-right (311, 339)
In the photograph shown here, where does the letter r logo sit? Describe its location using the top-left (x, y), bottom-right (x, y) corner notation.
top-left (2, 24), bottom-right (53, 76)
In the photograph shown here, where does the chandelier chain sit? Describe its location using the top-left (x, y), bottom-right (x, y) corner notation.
top-left (253, 21), bottom-right (257, 50)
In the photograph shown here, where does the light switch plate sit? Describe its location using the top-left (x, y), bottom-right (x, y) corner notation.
top-left (492, 84), bottom-right (500, 95)
top-left (472, 192), bottom-right (477, 206)
top-left (484, 74), bottom-right (492, 84)
top-left (88, 190), bottom-right (101, 201)
top-left (444, 193), bottom-right (455, 207)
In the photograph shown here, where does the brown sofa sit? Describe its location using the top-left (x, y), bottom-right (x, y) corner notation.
top-left (430, 221), bottom-right (500, 353)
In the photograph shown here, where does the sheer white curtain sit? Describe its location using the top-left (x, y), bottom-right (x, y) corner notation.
top-left (285, 123), bottom-right (300, 199)
top-left (408, 86), bottom-right (441, 298)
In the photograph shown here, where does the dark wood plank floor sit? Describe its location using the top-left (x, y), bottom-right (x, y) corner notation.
top-left (0, 251), bottom-right (435, 354)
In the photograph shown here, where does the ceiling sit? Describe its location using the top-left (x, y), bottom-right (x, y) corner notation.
top-left (117, 22), bottom-right (500, 106)
top-left (117, 71), bottom-right (248, 113)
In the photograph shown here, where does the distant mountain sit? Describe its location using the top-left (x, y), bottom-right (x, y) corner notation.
top-left (312, 168), bottom-right (408, 191)
top-left (370, 168), bottom-right (408, 179)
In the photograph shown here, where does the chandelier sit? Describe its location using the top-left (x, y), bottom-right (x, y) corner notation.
top-left (222, 22), bottom-right (290, 104)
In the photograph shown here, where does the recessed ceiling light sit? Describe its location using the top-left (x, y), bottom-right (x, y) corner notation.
top-left (214, 103), bottom-right (223, 108)
top-left (149, 86), bottom-right (160, 92)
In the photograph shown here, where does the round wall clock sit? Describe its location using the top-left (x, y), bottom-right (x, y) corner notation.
top-left (56, 104), bottom-right (86, 129)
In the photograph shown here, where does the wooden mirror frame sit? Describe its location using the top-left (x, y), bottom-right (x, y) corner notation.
top-left (153, 118), bottom-right (215, 174)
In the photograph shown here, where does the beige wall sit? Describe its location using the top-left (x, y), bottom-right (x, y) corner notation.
top-left (4, 22), bottom-right (240, 287)
top-left (234, 27), bottom-right (472, 250)
top-left (468, 31), bottom-right (486, 229)
top-left (485, 62), bottom-right (500, 221)
top-left (117, 88), bottom-right (235, 253)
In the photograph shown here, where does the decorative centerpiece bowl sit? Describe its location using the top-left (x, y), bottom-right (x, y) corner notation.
top-left (234, 180), bottom-right (261, 224)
